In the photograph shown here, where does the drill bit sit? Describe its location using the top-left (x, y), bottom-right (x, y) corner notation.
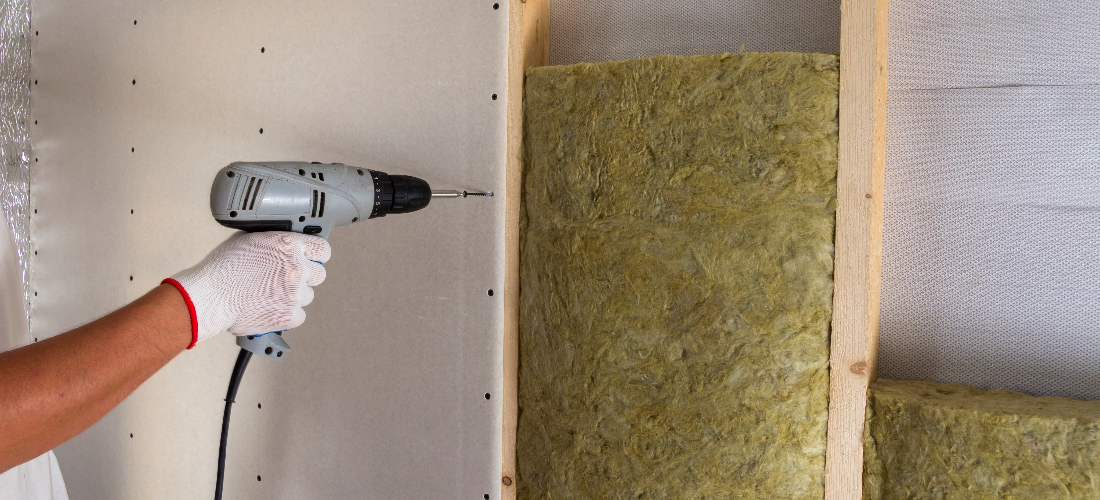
top-left (431, 190), bottom-right (494, 198)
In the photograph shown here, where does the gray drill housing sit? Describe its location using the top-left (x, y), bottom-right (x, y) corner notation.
top-left (211, 161), bottom-right (379, 240)
top-left (211, 161), bottom-right (383, 360)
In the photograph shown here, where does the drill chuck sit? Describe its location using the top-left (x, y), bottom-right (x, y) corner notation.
top-left (367, 171), bottom-right (432, 218)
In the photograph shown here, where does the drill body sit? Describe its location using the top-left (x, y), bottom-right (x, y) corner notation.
top-left (211, 161), bottom-right (432, 239)
top-left (208, 161), bottom-right (433, 360)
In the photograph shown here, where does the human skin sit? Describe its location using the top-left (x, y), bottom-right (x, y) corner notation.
top-left (0, 284), bottom-right (191, 473)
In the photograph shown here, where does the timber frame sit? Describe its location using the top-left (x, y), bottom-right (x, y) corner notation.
top-left (502, 1), bottom-right (889, 498)
top-left (502, 1), bottom-right (549, 499)
top-left (825, 0), bottom-right (889, 498)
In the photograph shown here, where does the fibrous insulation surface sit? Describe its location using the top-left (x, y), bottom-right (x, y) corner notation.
top-left (518, 52), bottom-right (839, 499)
top-left (864, 379), bottom-right (1100, 499)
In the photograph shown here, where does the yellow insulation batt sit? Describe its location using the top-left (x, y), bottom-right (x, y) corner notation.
top-left (517, 53), bottom-right (840, 499)
top-left (864, 379), bottom-right (1100, 499)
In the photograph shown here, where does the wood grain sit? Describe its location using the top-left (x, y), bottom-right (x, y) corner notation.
top-left (502, 1), bottom-right (548, 499)
top-left (825, 0), bottom-right (889, 498)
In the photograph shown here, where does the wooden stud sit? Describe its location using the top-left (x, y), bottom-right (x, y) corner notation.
top-left (825, 0), bottom-right (889, 498)
top-left (502, 1), bottom-right (548, 499)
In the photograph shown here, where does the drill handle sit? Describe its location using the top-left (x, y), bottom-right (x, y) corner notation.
top-left (236, 331), bottom-right (291, 361)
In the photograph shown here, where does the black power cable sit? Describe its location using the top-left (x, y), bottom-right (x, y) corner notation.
top-left (215, 348), bottom-right (252, 500)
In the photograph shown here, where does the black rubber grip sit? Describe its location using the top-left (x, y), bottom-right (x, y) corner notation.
top-left (216, 219), bottom-right (293, 232)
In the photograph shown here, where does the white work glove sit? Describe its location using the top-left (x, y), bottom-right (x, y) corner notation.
top-left (162, 231), bottom-right (331, 349)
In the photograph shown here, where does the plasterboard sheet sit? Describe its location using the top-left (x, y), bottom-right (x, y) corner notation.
top-left (547, 0), bottom-right (840, 65)
top-left (878, 85), bottom-right (1100, 400)
top-left (888, 0), bottom-right (1100, 89)
top-left (31, 1), bottom-right (508, 499)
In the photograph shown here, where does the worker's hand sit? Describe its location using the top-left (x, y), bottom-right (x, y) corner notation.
top-left (163, 231), bottom-right (330, 349)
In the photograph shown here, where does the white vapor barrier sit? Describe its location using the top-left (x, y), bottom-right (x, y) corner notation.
top-left (548, 0), bottom-right (840, 65)
top-left (32, 1), bottom-right (508, 499)
top-left (878, 85), bottom-right (1100, 400)
top-left (888, 0), bottom-right (1100, 89)
top-left (878, 0), bottom-right (1100, 400)
top-left (0, 0), bottom-right (30, 325)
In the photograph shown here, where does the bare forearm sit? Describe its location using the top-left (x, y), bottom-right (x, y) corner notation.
top-left (0, 284), bottom-right (191, 472)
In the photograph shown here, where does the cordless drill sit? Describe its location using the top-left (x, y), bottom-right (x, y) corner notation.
top-left (208, 161), bottom-right (489, 360)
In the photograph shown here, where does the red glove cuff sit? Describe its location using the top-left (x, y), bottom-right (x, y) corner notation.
top-left (161, 278), bottom-right (199, 350)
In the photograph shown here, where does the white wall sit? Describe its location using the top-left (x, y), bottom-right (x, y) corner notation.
top-left (31, 1), bottom-right (509, 498)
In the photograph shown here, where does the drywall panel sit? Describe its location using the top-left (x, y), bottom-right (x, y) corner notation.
top-left (878, 0), bottom-right (1100, 401)
top-left (548, 0), bottom-right (841, 65)
top-left (31, 1), bottom-right (508, 499)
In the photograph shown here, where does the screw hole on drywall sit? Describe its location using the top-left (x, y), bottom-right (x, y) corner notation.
top-left (261, 47), bottom-right (265, 53)
top-left (493, 2), bottom-right (499, 9)
top-left (34, 337), bottom-right (37, 342)
top-left (130, 433), bottom-right (133, 438)
top-left (133, 20), bottom-right (136, 25)
top-left (35, 31), bottom-right (38, 36)
top-left (259, 128), bottom-right (264, 134)
top-left (132, 79), bottom-right (136, 85)
top-left (34, 292), bottom-right (37, 296)
top-left (129, 276), bottom-right (133, 281)
top-left (34, 251), bottom-right (37, 255)
top-left (491, 93), bottom-right (497, 100)
top-left (485, 495), bottom-right (490, 500)
top-left (484, 393), bottom-right (491, 400)
top-left (34, 158), bottom-right (37, 163)
top-left (33, 209), bottom-right (37, 213)
top-left (131, 147), bottom-right (134, 152)
top-left (130, 209), bottom-right (133, 214)
top-left (258, 403), bottom-right (262, 409)
top-left (257, 476), bottom-right (262, 482)
top-left (487, 289), bottom-right (494, 296)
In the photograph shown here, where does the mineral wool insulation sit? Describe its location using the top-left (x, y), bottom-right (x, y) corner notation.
top-left (518, 53), bottom-right (839, 498)
top-left (865, 379), bottom-right (1100, 499)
